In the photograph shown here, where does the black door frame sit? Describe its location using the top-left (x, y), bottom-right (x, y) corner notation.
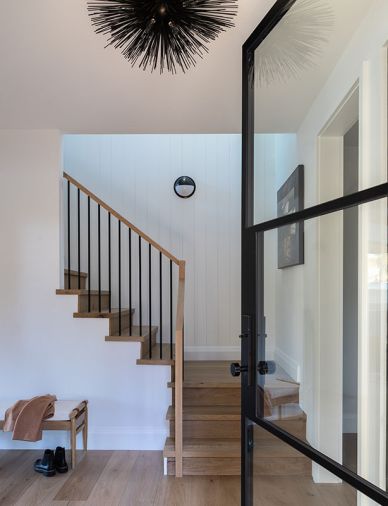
top-left (241, 1), bottom-right (388, 504)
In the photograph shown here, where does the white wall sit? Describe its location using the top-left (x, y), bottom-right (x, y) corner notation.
top-left (63, 134), bottom-right (242, 359)
top-left (0, 130), bottom-right (171, 451)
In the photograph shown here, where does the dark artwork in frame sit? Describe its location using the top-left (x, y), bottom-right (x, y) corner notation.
top-left (277, 165), bottom-right (304, 269)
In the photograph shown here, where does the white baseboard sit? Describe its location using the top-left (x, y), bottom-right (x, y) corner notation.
top-left (275, 347), bottom-right (300, 382)
top-left (184, 346), bottom-right (240, 361)
top-left (0, 426), bottom-right (168, 451)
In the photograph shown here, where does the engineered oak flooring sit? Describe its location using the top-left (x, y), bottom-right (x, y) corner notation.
top-left (0, 450), bottom-right (357, 505)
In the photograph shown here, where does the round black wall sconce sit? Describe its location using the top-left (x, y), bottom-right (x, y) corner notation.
top-left (174, 176), bottom-right (196, 199)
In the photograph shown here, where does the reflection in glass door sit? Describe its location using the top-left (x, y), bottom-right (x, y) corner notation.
top-left (240, 0), bottom-right (388, 504)
top-left (257, 202), bottom-right (387, 490)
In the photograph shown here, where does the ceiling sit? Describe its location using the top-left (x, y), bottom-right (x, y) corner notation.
top-left (0, 0), bottom-right (376, 135)
top-left (0, 0), bottom-right (275, 134)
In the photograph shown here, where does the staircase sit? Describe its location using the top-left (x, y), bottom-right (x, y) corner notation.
top-left (57, 172), bottom-right (310, 479)
top-left (57, 172), bottom-right (186, 475)
top-left (59, 270), bottom-right (174, 365)
top-left (164, 361), bottom-right (310, 476)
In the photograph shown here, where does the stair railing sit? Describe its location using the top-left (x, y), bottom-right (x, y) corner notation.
top-left (63, 172), bottom-right (185, 476)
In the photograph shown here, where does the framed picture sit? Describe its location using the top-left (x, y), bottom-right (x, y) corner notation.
top-left (277, 165), bottom-right (304, 269)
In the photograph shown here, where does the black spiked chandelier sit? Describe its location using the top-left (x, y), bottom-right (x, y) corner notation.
top-left (88, 0), bottom-right (238, 73)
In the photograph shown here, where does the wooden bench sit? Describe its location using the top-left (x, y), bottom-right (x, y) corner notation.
top-left (0, 400), bottom-right (88, 469)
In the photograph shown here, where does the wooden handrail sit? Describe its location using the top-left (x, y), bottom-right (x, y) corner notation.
top-left (174, 261), bottom-right (185, 478)
top-left (63, 172), bottom-right (181, 265)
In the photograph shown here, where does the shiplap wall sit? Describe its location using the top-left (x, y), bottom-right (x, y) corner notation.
top-left (63, 134), bottom-right (241, 356)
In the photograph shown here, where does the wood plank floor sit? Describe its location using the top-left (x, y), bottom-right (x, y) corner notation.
top-left (0, 450), bottom-right (356, 505)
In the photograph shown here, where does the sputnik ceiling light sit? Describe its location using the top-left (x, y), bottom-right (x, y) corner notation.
top-left (87, 0), bottom-right (238, 74)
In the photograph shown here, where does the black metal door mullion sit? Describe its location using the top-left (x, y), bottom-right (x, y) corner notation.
top-left (241, 37), bottom-right (259, 501)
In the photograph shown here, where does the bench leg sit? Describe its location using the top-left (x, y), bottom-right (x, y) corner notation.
top-left (71, 417), bottom-right (76, 470)
top-left (82, 407), bottom-right (88, 451)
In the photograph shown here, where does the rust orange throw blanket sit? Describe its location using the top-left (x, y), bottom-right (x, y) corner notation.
top-left (3, 395), bottom-right (57, 442)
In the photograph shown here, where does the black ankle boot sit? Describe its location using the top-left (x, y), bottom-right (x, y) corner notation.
top-left (54, 446), bottom-right (68, 473)
top-left (34, 449), bottom-right (56, 477)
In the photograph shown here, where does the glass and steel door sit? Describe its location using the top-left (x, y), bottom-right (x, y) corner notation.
top-left (238, 0), bottom-right (388, 504)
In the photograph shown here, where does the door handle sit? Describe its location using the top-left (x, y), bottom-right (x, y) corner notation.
top-left (257, 360), bottom-right (276, 375)
top-left (230, 362), bottom-right (248, 377)
top-left (231, 361), bottom-right (276, 377)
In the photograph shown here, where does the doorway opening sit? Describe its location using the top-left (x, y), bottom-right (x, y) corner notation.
top-left (318, 85), bottom-right (359, 477)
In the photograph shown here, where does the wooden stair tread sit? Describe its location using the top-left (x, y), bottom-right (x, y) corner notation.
top-left (73, 308), bottom-right (134, 318)
top-left (56, 289), bottom-right (110, 295)
top-left (167, 405), bottom-right (240, 421)
top-left (168, 361), bottom-right (240, 389)
top-left (64, 269), bottom-right (88, 278)
top-left (164, 437), bottom-right (240, 458)
top-left (106, 325), bottom-right (158, 342)
top-left (136, 344), bottom-right (175, 366)
top-left (169, 381), bottom-right (239, 389)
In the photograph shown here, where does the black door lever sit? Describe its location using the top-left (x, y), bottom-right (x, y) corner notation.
top-left (230, 362), bottom-right (248, 377)
top-left (257, 360), bottom-right (276, 375)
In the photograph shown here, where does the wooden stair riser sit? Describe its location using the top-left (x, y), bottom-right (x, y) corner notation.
top-left (137, 344), bottom-right (175, 365)
top-left (78, 293), bottom-right (110, 313)
top-left (170, 420), bottom-right (240, 439)
top-left (252, 457), bottom-right (311, 476)
top-left (172, 388), bottom-right (241, 407)
top-left (140, 330), bottom-right (157, 358)
top-left (167, 457), bottom-right (241, 476)
top-left (166, 455), bottom-right (310, 477)
top-left (64, 272), bottom-right (87, 290)
top-left (169, 416), bottom-right (306, 442)
top-left (109, 312), bottom-right (133, 335)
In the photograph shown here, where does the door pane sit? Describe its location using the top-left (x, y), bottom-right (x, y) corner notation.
top-left (252, 0), bottom-right (387, 226)
top-left (257, 198), bottom-right (388, 493)
top-left (251, 421), bottom-right (382, 505)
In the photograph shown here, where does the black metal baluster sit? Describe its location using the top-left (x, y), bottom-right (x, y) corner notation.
top-left (149, 243), bottom-right (152, 359)
top-left (108, 213), bottom-right (111, 313)
top-left (170, 260), bottom-right (173, 359)
top-left (98, 204), bottom-right (101, 313)
top-left (77, 188), bottom-right (81, 289)
top-left (88, 196), bottom-right (91, 312)
top-left (129, 229), bottom-right (132, 336)
top-left (159, 252), bottom-right (163, 360)
top-left (67, 181), bottom-right (71, 289)
top-left (118, 220), bottom-right (121, 335)
top-left (139, 236), bottom-right (142, 335)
